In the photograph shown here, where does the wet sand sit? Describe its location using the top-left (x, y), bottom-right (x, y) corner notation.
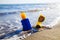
top-left (24, 23), bottom-right (60, 40)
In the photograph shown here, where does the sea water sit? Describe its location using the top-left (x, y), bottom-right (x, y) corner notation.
top-left (0, 4), bottom-right (60, 38)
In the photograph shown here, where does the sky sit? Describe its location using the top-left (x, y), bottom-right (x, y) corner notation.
top-left (0, 0), bottom-right (60, 4)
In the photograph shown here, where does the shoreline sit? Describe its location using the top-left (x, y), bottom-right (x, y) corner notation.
top-left (24, 22), bottom-right (60, 40)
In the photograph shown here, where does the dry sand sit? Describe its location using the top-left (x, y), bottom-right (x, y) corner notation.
top-left (24, 23), bottom-right (60, 40)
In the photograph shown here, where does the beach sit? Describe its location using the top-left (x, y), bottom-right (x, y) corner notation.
top-left (24, 21), bottom-right (60, 40)
top-left (0, 4), bottom-right (60, 40)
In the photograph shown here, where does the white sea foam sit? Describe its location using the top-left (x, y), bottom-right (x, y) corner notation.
top-left (46, 17), bottom-right (60, 28)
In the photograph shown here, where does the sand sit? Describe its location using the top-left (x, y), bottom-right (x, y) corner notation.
top-left (24, 23), bottom-right (60, 40)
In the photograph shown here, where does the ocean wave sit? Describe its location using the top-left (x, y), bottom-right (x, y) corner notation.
top-left (0, 20), bottom-right (22, 36)
top-left (0, 4), bottom-right (49, 13)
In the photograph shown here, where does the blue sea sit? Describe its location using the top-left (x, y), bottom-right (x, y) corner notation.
top-left (0, 4), bottom-right (60, 38)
